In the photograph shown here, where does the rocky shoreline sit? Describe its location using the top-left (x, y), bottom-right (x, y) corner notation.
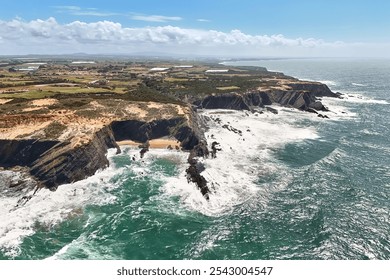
top-left (0, 72), bottom-right (340, 200)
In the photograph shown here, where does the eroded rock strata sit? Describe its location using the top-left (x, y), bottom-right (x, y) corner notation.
top-left (0, 99), bottom-right (196, 191)
top-left (0, 69), bottom-right (340, 199)
top-left (194, 80), bottom-right (339, 113)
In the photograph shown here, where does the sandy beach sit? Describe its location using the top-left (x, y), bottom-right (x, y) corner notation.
top-left (116, 138), bottom-right (181, 149)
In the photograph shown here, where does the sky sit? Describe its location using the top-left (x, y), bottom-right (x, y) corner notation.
top-left (0, 0), bottom-right (389, 57)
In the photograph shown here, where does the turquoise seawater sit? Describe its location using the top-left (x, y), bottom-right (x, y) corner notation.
top-left (1, 58), bottom-right (389, 259)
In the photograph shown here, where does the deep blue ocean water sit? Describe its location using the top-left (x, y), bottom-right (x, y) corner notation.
top-left (1, 58), bottom-right (389, 259)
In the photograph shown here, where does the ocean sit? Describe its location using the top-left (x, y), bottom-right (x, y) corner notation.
top-left (1, 58), bottom-right (389, 260)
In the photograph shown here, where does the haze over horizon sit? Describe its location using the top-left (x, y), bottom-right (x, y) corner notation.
top-left (0, 0), bottom-right (389, 57)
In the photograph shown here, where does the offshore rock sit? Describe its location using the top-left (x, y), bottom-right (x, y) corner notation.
top-left (186, 141), bottom-right (210, 200)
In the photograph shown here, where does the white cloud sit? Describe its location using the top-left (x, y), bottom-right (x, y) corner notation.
top-left (131, 15), bottom-right (183, 22)
top-left (53, 5), bottom-right (118, 17)
top-left (53, 5), bottom-right (81, 11)
top-left (71, 11), bottom-right (119, 17)
top-left (53, 6), bottom-right (180, 21)
top-left (197, 19), bottom-right (211, 22)
top-left (0, 17), bottom-right (384, 57)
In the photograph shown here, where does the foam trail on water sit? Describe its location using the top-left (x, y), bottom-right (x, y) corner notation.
top-left (320, 92), bottom-right (389, 121)
top-left (320, 97), bottom-right (357, 119)
top-left (164, 108), bottom-right (320, 217)
top-left (341, 93), bottom-right (389, 104)
top-left (351, 82), bottom-right (367, 87)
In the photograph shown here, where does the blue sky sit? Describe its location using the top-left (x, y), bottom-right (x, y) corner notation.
top-left (0, 0), bottom-right (389, 56)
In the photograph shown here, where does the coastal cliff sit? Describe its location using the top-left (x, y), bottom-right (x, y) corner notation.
top-left (193, 80), bottom-right (339, 112)
top-left (0, 65), bottom-right (341, 199)
top-left (30, 126), bottom-right (120, 190)
top-left (0, 126), bottom-right (119, 190)
top-left (0, 98), bottom-right (199, 191)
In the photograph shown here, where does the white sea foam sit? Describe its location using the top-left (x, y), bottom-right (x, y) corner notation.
top-left (320, 93), bottom-right (389, 121)
top-left (320, 97), bottom-right (357, 119)
top-left (45, 148), bottom-right (190, 260)
top-left (164, 108), bottom-right (320, 217)
top-left (360, 129), bottom-right (380, 136)
top-left (46, 231), bottom-right (118, 260)
top-left (318, 80), bottom-right (338, 87)
top-left (351, 83), bottom-right (367, 87)
top-left (0, 149), bottom-right (122, 257)
top-left (46, 242), bottom-right (73, 260)
top-left (340, 93), bottom-right (389, 104)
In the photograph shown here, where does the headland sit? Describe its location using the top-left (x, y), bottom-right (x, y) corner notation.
top-left (0, 57), bottom-right (340, 199)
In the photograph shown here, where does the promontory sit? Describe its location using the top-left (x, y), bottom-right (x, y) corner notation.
top-left (0, 58), bottom-right (340, 198)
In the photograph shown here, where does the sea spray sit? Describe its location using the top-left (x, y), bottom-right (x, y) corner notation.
top-left (164, 108), bottom-right (321, 216)
top-left (0, 148), bottom-right (121, 257)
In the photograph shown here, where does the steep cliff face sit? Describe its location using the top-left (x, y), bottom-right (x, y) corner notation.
top-left (0, 77), bottom-right (340, 197)
top-left (0, 126), bottom-right (120, 190)
top-left (266, 90), bottom-right (314, 110)
top-left (193, 94), bottom-right (251, 110)
top-left (0, 114), bottom-right (203, 190)
top-left (186, 81), bottom-right (341, 198)
top-left (0, 139), bottom-right (60, 168)
top-left (111, 110), bottom-right (204, 151)
top-left (29, 126), bottom-right (120, 190)
top-left (176, 108), bottom-right (206, 150)
top-left (110, 111), bottom-right (209, 199)
top-left (111, 118), bottom-right (183, 143)
top-left (193, 81), bottom-right (339, 112)
top-left (193, 91), bottom-right (275, 111)
top-left (286, 82), bottom-right (340, 98)
top-left (0, 98), bottom-right (197, 191)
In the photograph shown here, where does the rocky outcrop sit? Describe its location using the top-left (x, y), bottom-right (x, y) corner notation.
top-left (0, 77), bottom-right (340, 199)
top-left (194, 94), bottom-right (251, 110)
top-left (186, 140), bottom-right (210, 199)
top-left (110, 114), bottom-right (203, 151)
top-left (187, 80), bottom-right (340, 198)
top-left (110, 110), bottom-right (212, 199)
top-left (267, 90), bottom-right (314, 110)
top-left (0, 112), bottom-right (205, 191)
top-left (111, 118), bottom-right (183, 143)
top-left (286, 82), bottom-right (340, 98)
top-left (30, 126), bottom-right (120, 190)
top-left (193, 81), bottom-right (339, 112)
top-left (177, 108), bottom-right (207, 150)
top-left (193, 91), bottom-right (272, 111)
top-left (0, 126), bottom-right (120, 190)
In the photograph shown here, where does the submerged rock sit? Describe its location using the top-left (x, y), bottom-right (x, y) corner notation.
top-left (266, 107), bottom-right (279, 114)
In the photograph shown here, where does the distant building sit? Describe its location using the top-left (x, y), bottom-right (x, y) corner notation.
top-left (205, 69), bottom-right (229, 73)
top-left (149, 67), bottom-right (170, 72)
top-left (71, 61), bottom-right (96, 64)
